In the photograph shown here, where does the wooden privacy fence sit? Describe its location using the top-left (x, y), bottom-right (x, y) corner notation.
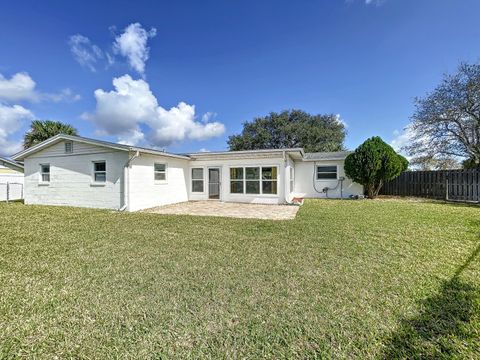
top-left (380, 169), bottom-right (480, 203)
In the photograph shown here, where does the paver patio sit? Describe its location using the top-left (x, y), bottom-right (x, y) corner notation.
top-left (144, 200), bottom-right (299, 220)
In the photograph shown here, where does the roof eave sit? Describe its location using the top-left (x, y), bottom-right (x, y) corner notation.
top-left (131, 147), bottom-right (190, 160)
top-left (0, 157), bottom-right (24, 169)
top-left (189, 148), bottom-right (305, 157)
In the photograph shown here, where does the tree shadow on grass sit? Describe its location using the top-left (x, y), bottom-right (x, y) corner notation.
top-left (383, 239), bottom-right (480, 359)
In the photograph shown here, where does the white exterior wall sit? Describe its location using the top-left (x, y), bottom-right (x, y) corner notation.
top-left (127, 153), bottom-right (189, 211)
top-left (20, 138), bottom-right (364, 210)
top-left (23, 140), bottom-right (128, 209)
top-left (293, 160), bottom-right (363, 199)
top-left (188, 155), bottom-right (287, 204)
top-left (0, 165), bottom-right (24, 201)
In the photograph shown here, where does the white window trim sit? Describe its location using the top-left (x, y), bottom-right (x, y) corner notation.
top-left (39, 163), bottom-right (50, 185)
top-left (228, 165), bottom-right (279, 197)
top-left (92, 160), bottom-right (107, 185)
top-left (191, 167), bottom-right (206, 194)
top-left (316, 164), bottom-right (338, 181)
top-left (154, 163), bottom-right (168, 184)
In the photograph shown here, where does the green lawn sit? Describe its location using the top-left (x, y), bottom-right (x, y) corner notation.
top-left (0, 199), bottom-right (479, 359)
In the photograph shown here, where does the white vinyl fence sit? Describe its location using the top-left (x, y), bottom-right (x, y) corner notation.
top-left (0, 174), bottom-right (24, 202)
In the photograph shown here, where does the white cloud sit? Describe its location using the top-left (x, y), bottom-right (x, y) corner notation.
top-left (0, 72), bottom-right (80, 103)
top-left (201, 112), bottom-right (217, 123)
top-left (43, 88), bottom-right (82, 103)
top-left (0, 72), bottom-right (37, 102)
top-left (113, 23), bottom-right (156, 76)
top-left (365, 0), bottom-right (385, 5)
top-left (117, 128), bottom-right (145, 146)
top-left (0, 104), bottom-right (34, 156)
top-left (346, 0), bottom-right (385, 5)
top-left (88, 75), bottom-right (225, 147)
top-left (69, 34), bottom-right (104, 72)
top-left (391, 126), bottom-right (414, 153)
top-left (335, 114), bottom-right (348, 128)
top-left (0, 72), bottom-right (79, 156)
top-left (198, 148), bottom-right (210, 153)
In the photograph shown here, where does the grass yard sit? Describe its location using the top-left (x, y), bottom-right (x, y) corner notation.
top-left (0, 199), bottom-right (479, 359)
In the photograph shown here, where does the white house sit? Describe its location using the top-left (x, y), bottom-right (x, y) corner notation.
top-left (0, 156), bottom-right (24, 201)
top-left (12, 134), bottom-right (363, 211)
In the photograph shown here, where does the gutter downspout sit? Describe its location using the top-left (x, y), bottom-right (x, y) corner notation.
top-left (283, 150), bottom-right (294, 205)
top-left (119, 150), bottom-right (140, 211)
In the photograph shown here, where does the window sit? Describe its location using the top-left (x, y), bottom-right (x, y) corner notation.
top-left (229, 166), bottom-right (278, 195)
top-left (316, 165), bottom-right (337, 180)
top-left (65, 141), bottom-right (73, 153)
top-left (154, 163), bottom-right (167, 182)
top-left (40, 164), bottom-right (50, 183)
top-left (261, 167), bottom-right (278, 194)
top-left (245, 167), bottom-right (260, 194)
top-left (93, 161), bottom-right (106, 183)
top-left (290, 167), bottom-right (294, 193)
top-left (191, 168), bottom-right (204, 192)
top-left (230, 167), bottom-right (244, 194)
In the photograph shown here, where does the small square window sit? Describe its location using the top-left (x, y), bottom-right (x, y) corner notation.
top-left (65, 141), bottom-right (73, 153)
top-left (154, 163), bottom-right (167, 182)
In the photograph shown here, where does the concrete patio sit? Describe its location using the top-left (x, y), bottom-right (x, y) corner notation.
top-left (143, 201), bottom-right (299, 220)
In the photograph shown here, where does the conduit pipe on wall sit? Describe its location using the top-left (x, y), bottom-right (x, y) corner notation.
top-left (312, 162), bottom-right (345, 198)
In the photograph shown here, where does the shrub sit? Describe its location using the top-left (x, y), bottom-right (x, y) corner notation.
top-left (345, 136), bottom-right (408, 198)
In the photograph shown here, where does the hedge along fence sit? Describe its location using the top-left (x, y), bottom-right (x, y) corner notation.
top-left (380, 169), bottom-right (480, 203)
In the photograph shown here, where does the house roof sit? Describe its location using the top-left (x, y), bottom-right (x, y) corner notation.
top-left (12, 134), bottom-right (191, 161)
top-left (302, 151), bottom-right (352, 161)
top-left (0, 156), bottom-right (24, 170)
top-left (188, 148), bottom-right (305, 160)
top-left (11, 134), bottom-right (350, 162)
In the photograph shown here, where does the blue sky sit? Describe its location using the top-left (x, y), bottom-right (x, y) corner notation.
top-left (1, 0), bottom-right (479, 156)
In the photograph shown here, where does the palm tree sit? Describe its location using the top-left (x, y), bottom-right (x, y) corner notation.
top-left (23, 120), bottom-right (78, 149)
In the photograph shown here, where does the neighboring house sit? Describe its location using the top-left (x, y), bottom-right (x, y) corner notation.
top-left (12, 134), bottom-right (363, 211)
top-left (0, 156), bottom-right (24, 201)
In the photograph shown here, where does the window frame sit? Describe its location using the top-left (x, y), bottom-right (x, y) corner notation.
top-left (229, 165), bottom-right (279, 196)
top-left (154, 163), bottom-right (168, 183)
top-left (316, 165), bottom-right (338, 181)
top-left (191, 167), bottom-right (205, 193)
top-left (261, 167), bottom-right (278, 195)
top-left (39, 163), bottom-right (50, 184)
top-left (92, 161), bottom-right (107, 184)
top-left (65, 141), bottom-right (73, 154)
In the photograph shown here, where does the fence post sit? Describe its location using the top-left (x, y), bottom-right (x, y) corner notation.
top-left (445, 177), bottom-right (449, 201)
top-left (6, 182), bottom-right (9, 204)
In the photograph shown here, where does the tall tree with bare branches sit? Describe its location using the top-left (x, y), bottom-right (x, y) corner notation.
top-left (404, 62), bottom-right (480, 168)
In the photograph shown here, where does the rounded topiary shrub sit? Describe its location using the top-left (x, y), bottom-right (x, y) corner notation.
top-left (344, 136), bottom-right (408, 199)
